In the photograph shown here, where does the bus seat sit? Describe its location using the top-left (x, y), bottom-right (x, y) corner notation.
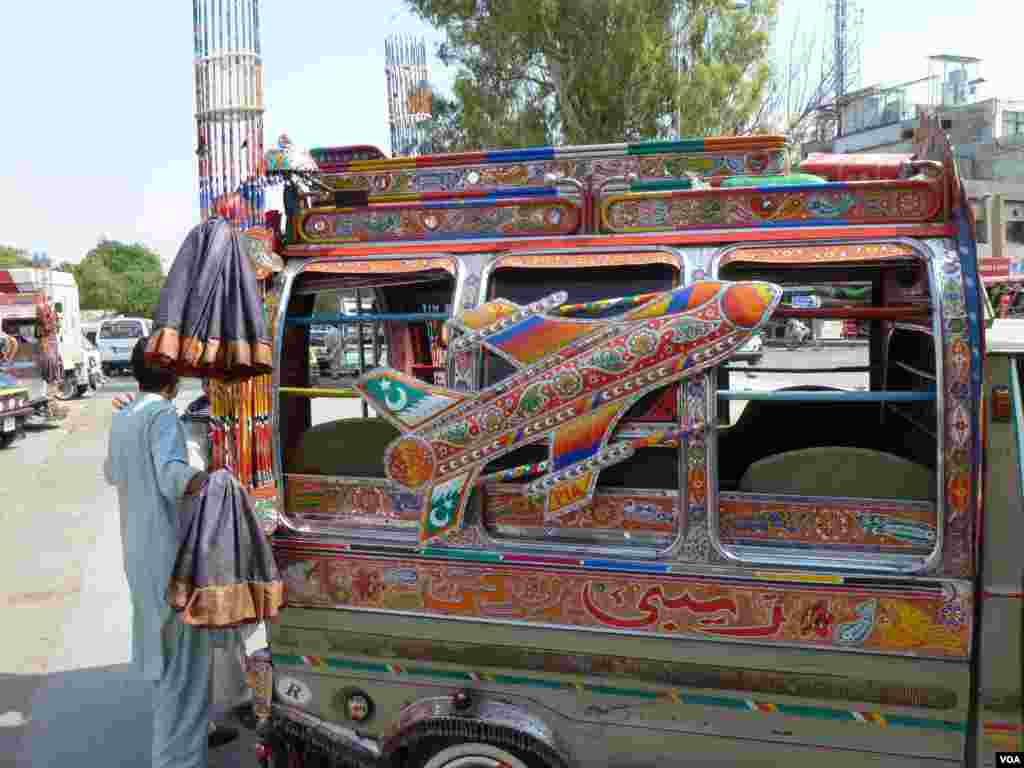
top-left (288, 417), bottom-right (400, 477)
top-left (737, 446), bottom-right (935, 501)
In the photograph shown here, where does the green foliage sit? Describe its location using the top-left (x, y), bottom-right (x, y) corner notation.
top-left (0, 245), bottom-right (32, 268)
top-left (674, 0), bottom-right (777, 136)
top-left (406, 0), bottom-right (777, 151)
top-left (411, 88), bottom-right (471, 155)
top-left (72, 239), bottom-right (165, 317)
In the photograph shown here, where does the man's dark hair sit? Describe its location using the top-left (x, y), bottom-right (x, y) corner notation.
top-left (131, 337), bottom-right (178, 393)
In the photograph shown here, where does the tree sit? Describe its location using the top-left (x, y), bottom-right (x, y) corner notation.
top-left (671, 0), bottom-right (778, 136)
top-left (406, 0), bottom-right (778, 150)
top-left (0, 245), bottom-right (32, 268)
top-left (414, 88), bottom-right (470, 155)
top-left (72, 239), bottom-right (164, 317)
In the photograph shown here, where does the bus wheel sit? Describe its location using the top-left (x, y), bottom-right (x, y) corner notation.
top-left (419, 742), bottom-right (533, 768)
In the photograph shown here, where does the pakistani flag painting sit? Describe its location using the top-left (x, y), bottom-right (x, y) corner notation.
top-left (358, 370), bottom-right (463, 430)
top-left (422, 472), bottom-right (476, 544)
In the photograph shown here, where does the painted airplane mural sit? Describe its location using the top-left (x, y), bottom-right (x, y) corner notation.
top-left (354, 280), bottom-right (782, 544)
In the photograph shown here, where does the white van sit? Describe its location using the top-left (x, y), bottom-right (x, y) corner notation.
top-left (96, 317), bottom-right (151, 375)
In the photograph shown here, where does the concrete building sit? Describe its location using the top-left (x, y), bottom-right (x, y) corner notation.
top-left (803, 55), bottom-right (1024, 270)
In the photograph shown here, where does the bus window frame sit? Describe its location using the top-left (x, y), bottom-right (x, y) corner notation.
top-left (705, 237), bottom-right (947, 574)
top-left (473, 245), bottom-right (691, 558)
top-left (271, 254), bottom-right (460, 542)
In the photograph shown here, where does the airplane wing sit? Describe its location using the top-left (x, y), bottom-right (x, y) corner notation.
top-left (448, 291), bottom-right (606, 368)
top-left (527, 280), bottom-right (783, 523)
top-left (380, 279), bottom-right (781, 544)
top-left (531, 398), bottom-right (638, 521)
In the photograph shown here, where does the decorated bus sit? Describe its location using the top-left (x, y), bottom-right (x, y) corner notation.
top-left (192, 120), bottom-right (1024, 768)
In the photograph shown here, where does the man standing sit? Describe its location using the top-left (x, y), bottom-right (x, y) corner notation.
top-left (105, 338), bottom-right (211, 768)
top-left (325, 324), bottom-right (344, 379)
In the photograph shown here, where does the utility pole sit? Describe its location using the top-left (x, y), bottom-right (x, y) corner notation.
top-left (834, 0), bottom-right (847, 136)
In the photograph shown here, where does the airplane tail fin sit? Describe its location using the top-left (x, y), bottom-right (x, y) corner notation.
top-left (354, 368), bottom-right (471, 433)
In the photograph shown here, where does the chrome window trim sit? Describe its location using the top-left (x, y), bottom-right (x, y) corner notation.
top-left (469, 245), bottom-right (689, 558)
top-left (272, 253), bottom-right (459, 539)
top-left (705, 237), bottom-right (946, 574)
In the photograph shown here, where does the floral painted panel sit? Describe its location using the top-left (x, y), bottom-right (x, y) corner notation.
top-left (484, 487), bottom-right (679, 544)
top-left (277, 552), bottom-right (972, 659)
top-left (601, 181), bottom-right (942, 233)
top-left (300, 199), bottom-right (582, 243)
top-left (284, 475), bottom-right (420, 529)
top-left (321, 150), bottom-right (788, 198)
top-left (719, 493), bottom-right (937, 554)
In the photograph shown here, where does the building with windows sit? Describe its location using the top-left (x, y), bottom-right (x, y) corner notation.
top-left (803, 55), bottom-right (1024, 269)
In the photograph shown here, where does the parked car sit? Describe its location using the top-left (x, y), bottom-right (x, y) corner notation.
top-left (0, 372), bottom-right (33, 449)
top-left (97, 317), bottom-right (151, 376)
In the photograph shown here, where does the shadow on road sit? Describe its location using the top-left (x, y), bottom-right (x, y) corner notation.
top-left (1, 666), bottom-right (255, 768)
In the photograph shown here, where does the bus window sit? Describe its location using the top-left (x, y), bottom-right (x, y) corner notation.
top-left (712, 258), bottom-right (940, 570)
top-left (480, 259), bottom-right (682, 551)
top-left (278, 264), bottom-right (454, 538)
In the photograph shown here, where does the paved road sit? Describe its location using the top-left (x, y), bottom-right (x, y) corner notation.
top-left (0, 348), bottom-right (864, 766)
top-left (0, 379), bottom-right (257, 767)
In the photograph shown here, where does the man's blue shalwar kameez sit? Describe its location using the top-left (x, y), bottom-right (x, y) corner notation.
top-left (105, 393), bottom-right (211, 768)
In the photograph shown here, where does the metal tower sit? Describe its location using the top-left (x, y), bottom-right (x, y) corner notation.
top-left (192, 0), bottom-right (265, 229)
top-left (385, 35), bottom-right (433, 157)
top-left (827, 0), bottom-right (863, 136)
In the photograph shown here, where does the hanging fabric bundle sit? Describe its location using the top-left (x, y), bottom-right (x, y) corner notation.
top-left (167, 469), bottom-right (283, 628)
top-left (146, 218), bottom-right (273, 379)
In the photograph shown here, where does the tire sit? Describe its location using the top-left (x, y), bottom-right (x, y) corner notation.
top-left (0, 431), bottom-right (15, 449)
top-left (76, 384), bottom-right (90, 398)
top-left (417, 742), bottom-right (533, 768)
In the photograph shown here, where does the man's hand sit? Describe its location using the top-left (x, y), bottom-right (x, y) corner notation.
top-left (185, 471), bottom-right (209, 497)
top-left (112, 393), bottom-right (135, 412)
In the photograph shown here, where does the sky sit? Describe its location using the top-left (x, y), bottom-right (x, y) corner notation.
top-left (0, 0), bottom-right (1016, 271)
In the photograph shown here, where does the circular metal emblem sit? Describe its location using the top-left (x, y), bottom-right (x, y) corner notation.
top-left (275, 676), bottom-right (312, 706)
top-left (385, 436), bottom-right (436, 490)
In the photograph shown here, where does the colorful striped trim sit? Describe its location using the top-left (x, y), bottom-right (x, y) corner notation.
top-left (309, 137), bottom-right (787, 174)
top-left (272, 653), bottom-right (964, 733)
top-left (984, 722), bottom-right (1024, 733)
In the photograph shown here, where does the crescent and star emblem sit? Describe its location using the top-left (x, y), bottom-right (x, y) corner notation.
top-left (429, 494), bottom-right (456, 528)
top-left (380, 379), bottom-right (409, 411)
